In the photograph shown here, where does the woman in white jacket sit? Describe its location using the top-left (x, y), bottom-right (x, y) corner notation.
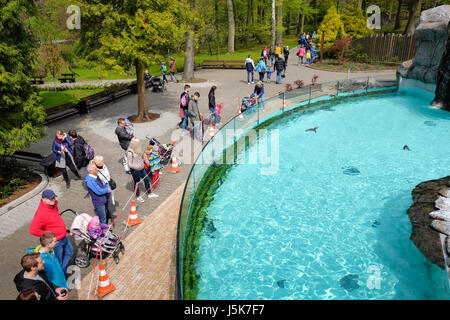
top-left (91, 155), bottom-right (116, 208)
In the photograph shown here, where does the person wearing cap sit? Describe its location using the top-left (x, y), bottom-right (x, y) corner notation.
top-left (29, 190), bottom-right (73, 274)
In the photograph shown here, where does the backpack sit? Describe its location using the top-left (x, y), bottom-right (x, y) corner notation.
top-left (180, 92), bottom-right (189, 108)
top-left (83, 143), bottom-right (95, 160)
top-left (162, 64), bottom-right (168, 73)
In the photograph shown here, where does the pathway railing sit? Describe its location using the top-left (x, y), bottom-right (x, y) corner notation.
top-left (175, 76), bottom-right (398, 299)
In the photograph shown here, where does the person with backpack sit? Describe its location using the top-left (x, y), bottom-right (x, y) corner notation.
top-left (52, 130), bottom-right (80, 189)
top-left (255, 57), bottom-right (267, 82)
top-left (68, 130), bottom-right (91, 177)
top-left (244, 55), bottom-right (255, 85)
top-left (179, 84), bottom-right (191, 130)
top-left (160, 62), bottom-right (168, 84)
top-left (274, 54), bottom-right (286, 84)
top-left (261, 47), bottom-right (269, 65)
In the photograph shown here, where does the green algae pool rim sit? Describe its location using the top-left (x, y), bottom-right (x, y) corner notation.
top-left (176, 78), bottom-right (399, 300)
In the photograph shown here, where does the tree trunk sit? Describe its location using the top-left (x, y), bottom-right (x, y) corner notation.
top-left (135, 60), bottom-right (149, 121)
top-left (183, 30), bottom-right (195, 81)
top-left (277, 0), bottom-right (283, 47)
top-left (227, 0), bottom-right (235, 53)
top-left (394, 0), bottom-right (403, 30)
top-left (271, 0), bottom-right (276, 49)
top-left (404, 0), bottom-right (422, 35)
top-left (246, 0), bottom-right (252, 48)
top-left (286, 10), bottom-right (290, 35)
top-left (300, 13), bottom-right (305, 35)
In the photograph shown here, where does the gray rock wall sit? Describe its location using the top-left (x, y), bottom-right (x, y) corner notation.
top-left (397, 5), bottom-right (450, 84)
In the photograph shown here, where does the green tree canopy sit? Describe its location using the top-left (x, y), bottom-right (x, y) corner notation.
top-left (315, 4), bottom-right (346, 50)
top-left (77, 0), bottom-right (187, 121)
top-left (0, 0), bottom-right (46, 155)
top-left (341, 0), bottom-right (370, 39)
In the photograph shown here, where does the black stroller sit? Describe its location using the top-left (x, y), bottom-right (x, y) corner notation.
top-left (61, 209), bottom-right (125, 268)
top-left (145, 136), bottom-right (181, 167)
top-left (241, 96), bottom-right (257, 112)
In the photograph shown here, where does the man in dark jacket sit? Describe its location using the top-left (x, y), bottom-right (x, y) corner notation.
top-left (274, 55), bottom-right (286, 84)
top-left (68, 130), bottom-right (89, 172)
top-left (14, 252), bottom-right (68, 300)
top-left (115, 118), bottom-right (134, 174)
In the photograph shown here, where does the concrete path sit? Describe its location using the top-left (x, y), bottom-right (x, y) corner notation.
top-left (0, 54), bottom-right (396, 299)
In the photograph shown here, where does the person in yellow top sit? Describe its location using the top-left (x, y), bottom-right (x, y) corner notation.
top-left (274, 46), bottom-right (282, 56)
top-left (305, 50), bottom-right (312, 65)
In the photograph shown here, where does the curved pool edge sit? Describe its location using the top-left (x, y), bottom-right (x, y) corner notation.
top-left (175, 80), bottom-right (400, 300)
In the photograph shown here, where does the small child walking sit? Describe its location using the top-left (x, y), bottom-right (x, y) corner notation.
top-left (148, 144), bottom-right (161, 192)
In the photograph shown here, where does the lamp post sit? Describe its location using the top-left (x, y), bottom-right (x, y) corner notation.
top-left (320, 30), bottom-right (325, 63)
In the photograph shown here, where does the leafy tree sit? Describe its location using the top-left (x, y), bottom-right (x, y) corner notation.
top-left (38, 37), bottom-right (66, 83)
top-left (404, 0), bottom-right (422, 35)
top-left (341, 0), bottom-right (370, 39)
top-left (0, 0), bottom-right (46, 156)
top-left (315, 4), bottom-right (346, 50)
top-left (77, 0), bottom-right (187, 121)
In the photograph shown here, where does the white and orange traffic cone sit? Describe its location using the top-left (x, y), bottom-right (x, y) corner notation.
top-left (208, 123), bottom-right (215, 139)
top-left (96, 263), bottom-right (116, 297)
top-left (125, 200), bottom-right (141, 226)
top-left (169, 155), bottom-right (180, 174)
top-left (237, 107), bottom-right (244, 121)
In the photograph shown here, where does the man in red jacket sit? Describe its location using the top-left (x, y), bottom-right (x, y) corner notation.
top-left (29, 190), bottom-right (73, 274)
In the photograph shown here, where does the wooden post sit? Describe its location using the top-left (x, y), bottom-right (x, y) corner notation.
top-left (320, 30), bottom-right (324, 63)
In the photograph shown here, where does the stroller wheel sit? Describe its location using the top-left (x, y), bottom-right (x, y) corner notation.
top-left (119, 242), bottom-right (125, 254)
top-left (75, 254), bottom-right (90, 268)
top-left (114, 254), bottom-right (120, 264)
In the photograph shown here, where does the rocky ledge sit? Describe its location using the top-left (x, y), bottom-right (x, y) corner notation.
top-left (407, 176), bottom-right (450, 269)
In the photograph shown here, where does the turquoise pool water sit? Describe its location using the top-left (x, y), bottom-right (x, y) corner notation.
top-left (194, 87), bottom-right (450, 300)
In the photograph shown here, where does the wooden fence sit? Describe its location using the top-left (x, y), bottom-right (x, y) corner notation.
top-left (350, 34), bottom-right (416, 63)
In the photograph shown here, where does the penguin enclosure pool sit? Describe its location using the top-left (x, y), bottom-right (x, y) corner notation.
top-left (176, 78), bottom-right (450, 300)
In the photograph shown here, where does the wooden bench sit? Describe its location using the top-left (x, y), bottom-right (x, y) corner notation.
top-left (11, 151), bottom-right (44, 163)
top-left (82, 92), bottom-right (113, 110)
top-left (224, 60), bottom-right (245, 69)
top-left (58, 73), bottom-right (76, 83)
top-left (44, 102), bottom-right (79, 124)
top-left (30, 75), bottom-right (45, 85)
top-left (108, 84), bottom-right (132, 99)
top-left (202, 60), bottom-right (225, 68)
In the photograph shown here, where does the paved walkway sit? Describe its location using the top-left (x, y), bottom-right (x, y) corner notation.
top-left (0, 54), bottom-right (396, 300)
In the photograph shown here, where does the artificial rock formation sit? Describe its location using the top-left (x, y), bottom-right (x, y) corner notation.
top-left (398, 5), bottom-right (450, 84)
top-left (432, 20), bottom-right (450, 110)
top-left (407, 176), bottom-right (450, 269)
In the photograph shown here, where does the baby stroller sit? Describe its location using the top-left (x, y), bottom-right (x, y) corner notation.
top-left (61, 209), bottom-right (125, 268)
top-left (145, 136), bottom-right (181, 167)
top-left (241, 96), bottom-right (257, 112)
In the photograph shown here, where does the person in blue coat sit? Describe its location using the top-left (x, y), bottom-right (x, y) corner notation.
top-left (252, 81), bottom-right (265, 111)
top-left (255, 58), bottom-right (267, 82)
top-left (52, 130), bottom-right (80, 188)
top-left (85, 163), bottom-right (111, 224)
top-left (27, 232), bottom-right (68, 289)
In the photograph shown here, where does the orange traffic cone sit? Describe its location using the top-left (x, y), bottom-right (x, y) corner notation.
top-left (237, 107), bottom-right (244, 121)
top-left (208, 123), bottom-right (215, 139)
top-left (169, 155), bottom-right (180, 173)
top-left (96, 263), bottom-right (115, 297)
top-left (125, 200), bottom-right (141, 226)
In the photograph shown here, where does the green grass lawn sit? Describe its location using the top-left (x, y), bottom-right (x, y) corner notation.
top-left (39, 88), bottom-right (104, 109)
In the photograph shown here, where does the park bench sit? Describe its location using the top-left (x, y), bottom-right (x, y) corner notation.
top-left (58, 73), bottom-right (76, 83)
top-left (102, 83), bottom-right (131, 100)
top-left (29, 75), bottom-right (45, 85)
top-left (11, 151), bottom-right (44, 163)
top-left (223, 60), bottom-right (245, 69)
top-left (44, 102), bottom-right (79, 124)
top-left (202, 60), bottom-right (225, 68)
top-left (81, 91), bottom-right (113, 110)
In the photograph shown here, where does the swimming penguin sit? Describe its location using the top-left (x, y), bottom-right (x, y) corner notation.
top-left (403, 145), bottom-right (410, 151)
top-left (305, 126), bottom-right (319, 133)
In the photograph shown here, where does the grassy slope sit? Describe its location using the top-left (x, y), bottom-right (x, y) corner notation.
top-left (39, 88), bottom-right (104, 109)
